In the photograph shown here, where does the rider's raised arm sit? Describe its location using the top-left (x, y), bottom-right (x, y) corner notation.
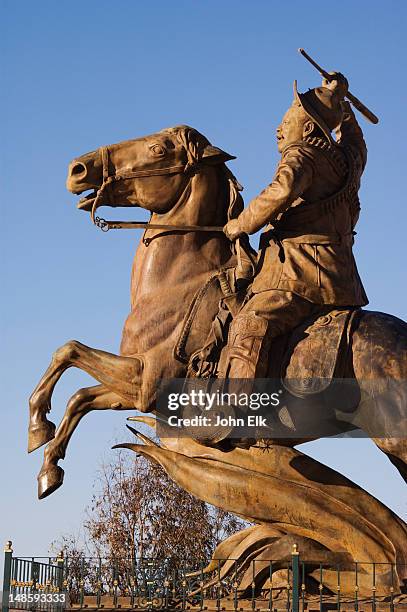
top-left (335, 101), bottom-right (367, 171)
top-left (236, 147), bottom-right (314, 235)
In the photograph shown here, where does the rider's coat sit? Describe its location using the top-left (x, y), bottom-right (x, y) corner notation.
top-left (237, 109), bottom-right (368, 306)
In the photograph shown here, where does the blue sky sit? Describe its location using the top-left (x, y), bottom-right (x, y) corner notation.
top-left (1, 0), bottom-right (406, 566)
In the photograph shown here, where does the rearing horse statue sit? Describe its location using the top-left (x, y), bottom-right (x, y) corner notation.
top-left (29, 125), bottom-right (407, 595)
top-left (29, 125), bottom-right (243, 494)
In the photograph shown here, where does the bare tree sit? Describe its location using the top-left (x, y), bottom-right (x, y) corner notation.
top-left (53, 450), bottom-right (247, 567)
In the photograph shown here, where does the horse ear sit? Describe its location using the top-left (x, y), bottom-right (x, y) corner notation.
top-left (202, 144), bottom-right (236, 164)
top-left (175, 126), bottom-right (236, 165)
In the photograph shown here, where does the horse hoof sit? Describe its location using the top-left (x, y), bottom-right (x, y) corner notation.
top-left (37, 465), bottom-right (64, 499)
top-left (28, 420), bottom-right (56, 453)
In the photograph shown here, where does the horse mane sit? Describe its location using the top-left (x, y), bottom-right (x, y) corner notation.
top-left (159, 125), bottom-right (244, 222)
top-left (223, 166), bottom-right (244, 221)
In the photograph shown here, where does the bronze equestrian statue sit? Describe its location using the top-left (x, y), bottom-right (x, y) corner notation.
top-left (28, 69), bottom-right (406, 594)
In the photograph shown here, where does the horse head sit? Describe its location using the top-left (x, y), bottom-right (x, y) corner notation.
top-left (66, 125), bottom-right (241, 227)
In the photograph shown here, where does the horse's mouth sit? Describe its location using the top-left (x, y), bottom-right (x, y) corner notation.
top-left (76, 190), bottom-right (97, 211)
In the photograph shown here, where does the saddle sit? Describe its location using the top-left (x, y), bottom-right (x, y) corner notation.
top-left (280, 308), bottom-right (360, 397)
top-left (176, 274), bottom-right (360, 394)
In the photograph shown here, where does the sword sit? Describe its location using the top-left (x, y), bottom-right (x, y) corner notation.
top-left (298, 48), bottom-right (379, 124)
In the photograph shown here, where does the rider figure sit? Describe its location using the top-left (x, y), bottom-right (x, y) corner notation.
top-left (220, 74), bottom-right (368, 379)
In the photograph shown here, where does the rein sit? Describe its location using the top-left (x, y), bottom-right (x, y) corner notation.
top-left (93, 216), bottom-right (256, 273)
top-left (94, 217), bottom-right (224, 233)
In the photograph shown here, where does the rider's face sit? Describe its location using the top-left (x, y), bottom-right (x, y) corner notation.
top-left (276, 105), bottom-right (307, 153)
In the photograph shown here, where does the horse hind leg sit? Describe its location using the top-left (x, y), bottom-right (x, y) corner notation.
top-left (351, 311), bottom-right (407, 483)
top-left (360, 377), bottom-right (407, 483)
top-left (38, 384), bottom-right (134, 499)
top-left (374, 438), bottom-right (407, 484)
top-left (28, 340), bottom-right (143, 453)
top-left (356, 391), bottom-right (407, 483)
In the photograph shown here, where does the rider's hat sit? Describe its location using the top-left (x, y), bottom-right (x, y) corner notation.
top-left (293, 80), bottom-right (343, 144)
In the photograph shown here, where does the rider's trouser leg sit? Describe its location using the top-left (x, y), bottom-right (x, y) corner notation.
top-left (218, 290), bottom-right (318, 379)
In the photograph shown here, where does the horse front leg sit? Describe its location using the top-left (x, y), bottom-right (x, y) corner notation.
top-left (38, 384), bottom-right (134, 499)
top-left (29, 340), bottom-right (143, 452)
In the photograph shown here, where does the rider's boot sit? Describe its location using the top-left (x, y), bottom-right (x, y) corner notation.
top-left (217, 312), bottom-right (271, 379)
top-left (215, 313), bottom-right (271, 448)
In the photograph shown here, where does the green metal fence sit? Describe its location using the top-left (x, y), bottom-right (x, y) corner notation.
top-left (2, 543), bottom-right (65, 612)
top-left (2, 541), bottom-right (406, 612)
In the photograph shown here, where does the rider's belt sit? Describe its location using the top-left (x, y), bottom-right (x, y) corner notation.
top-left (259, 229), bottom-right (354, 248)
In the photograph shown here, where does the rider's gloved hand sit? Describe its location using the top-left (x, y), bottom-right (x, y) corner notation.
top-left (224, 218), bottom-right (244, 241)
top-left (322, 71), bottom-right (349, 101)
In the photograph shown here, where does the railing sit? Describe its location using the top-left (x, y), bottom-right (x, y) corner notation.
top-left (2, 543), bottom-right (64, 612)
top-left (2, 541), bottom-right (406, 611)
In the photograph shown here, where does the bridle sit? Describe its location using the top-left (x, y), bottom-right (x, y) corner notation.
top-left (90, 145), bottom-right (200, 228)
top-left (86, 144), bottom-right (256, 270)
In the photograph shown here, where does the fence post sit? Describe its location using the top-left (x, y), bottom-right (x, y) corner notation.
top-left (56, 551), bottom-right (64, 591)
top-left (56, 550), bottom-right (65, 610)
top-left (2, 541), bottom-right (13, 612)
top-left (291, 544), bottom-right (299, 612)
